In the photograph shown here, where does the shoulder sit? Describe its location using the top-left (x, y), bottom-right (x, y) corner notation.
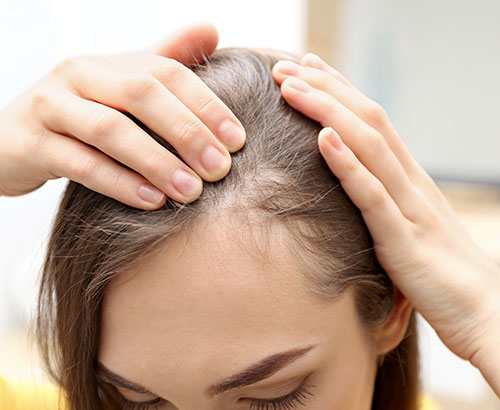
top-left (0, 376), bottom-right (67, 410)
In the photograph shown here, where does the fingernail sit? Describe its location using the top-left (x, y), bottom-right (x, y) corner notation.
top-left (172, 169), bottom-right (202, 197)
top-left (275, 60), bottom-right (299, 76)
top-left (321, 127), bottom-right (343, 151)
top-left (201, 145), bottom-right (229, 173)
top-left (138, 183), bottom-right (165, 204)
top-left (286, 77), bottom-right (311, 93)
top-left (218, 120), bottom-right (245, 148)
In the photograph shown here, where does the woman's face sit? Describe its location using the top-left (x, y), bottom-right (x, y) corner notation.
top-left (98, 218), bottom-right (407, 410)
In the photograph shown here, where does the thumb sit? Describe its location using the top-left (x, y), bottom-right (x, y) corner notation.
top-left (148, 22), bottom-right (219, 67)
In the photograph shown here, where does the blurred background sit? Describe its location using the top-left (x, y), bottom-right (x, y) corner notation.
top-left (0, 0), bottom-right (499, 408)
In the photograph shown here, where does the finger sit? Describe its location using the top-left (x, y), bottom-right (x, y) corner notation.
top-left (61, 58), bottom-right (234, 182)
top-left (39, 129), bottom-right (169, 210)
top-left (274, 59), bottom-right (450, 211)
top-left (280, 76), bottom-right (421, 222)
top-left (273, 59), bottom-right (418, 176)
top-left (149, 54), bottom-right (246, 152)
top-left (88, 52), bottom-right (246, 152)
top-left (300, 53), bottom-right (356, 89)
top-left (148, 22), bottom-right (219, 67)
top-left (318, 127), bottom-right (410, 245)
top-left (41, 91), bottom-right (204, 203)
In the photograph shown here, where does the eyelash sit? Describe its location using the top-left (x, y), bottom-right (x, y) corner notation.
top-left (119, 396), bottom-right (163, 410)
top-left (118, 381), bottom-right (316, 410)
top-left (248, 382), bottom-right (315, 410)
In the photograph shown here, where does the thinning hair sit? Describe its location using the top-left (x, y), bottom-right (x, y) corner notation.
top-left (36, 47), bottom-right (419, 410)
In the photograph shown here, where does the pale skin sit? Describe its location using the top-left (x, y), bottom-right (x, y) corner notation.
top-left (98, 218), bottom-right (413, 409)
top-left (1, 22), bottom-right (499, 404)
top-left (0, 23), bottom-right (245, 208)
top-left (271, 56), bottom-right (500, 396)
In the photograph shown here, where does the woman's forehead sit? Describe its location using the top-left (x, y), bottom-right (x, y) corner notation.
top-left (101, 220), bottom-right (316, 331)
top-left (97, 220), bottom-right (363, 401)
top-left (106, 216), bottom-right (307, 300)
top-left (98, 219), bottom-right (357, 356)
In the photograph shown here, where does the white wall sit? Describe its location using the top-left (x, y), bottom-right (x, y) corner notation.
top-left (337, 0), bottom-right (500, 184)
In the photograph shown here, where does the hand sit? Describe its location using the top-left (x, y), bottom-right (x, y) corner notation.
top-left (0, 23), bottom-right (246, 209)
top-left (272, 54), bottom-right (500, 395)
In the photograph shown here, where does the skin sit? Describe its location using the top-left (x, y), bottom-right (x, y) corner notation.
top-left (271, 55), bottom-right (500, 395)
top-left (98, 217), bottom-right (412, 409)
top-left (1, 21), bottom-right (498, 400)
top-left (0, 23), bottom-right (245, 208)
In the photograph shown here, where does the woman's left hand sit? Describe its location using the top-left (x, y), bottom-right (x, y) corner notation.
top-left (272, 55), bottom-right (500, 396)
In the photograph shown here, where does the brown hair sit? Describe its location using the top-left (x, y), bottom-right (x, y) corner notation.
top-left (36, 47), bottom-right (419, 410)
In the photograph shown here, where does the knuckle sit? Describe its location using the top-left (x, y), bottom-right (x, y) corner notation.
top-left (51, 55), bottom-right (80, 77)
top-left (88, 112), bottom-right (121, 140)
top-left (194, 95), bottom-right (218, 118)
top-left (345, 157), bottom-right (360, 174)
top-left (155, 58), bottom-right (186, 83)
top-left (299, 53), bottom-right (312, 65)
top-left (365, 131), bottom-right (386, 156)
top-left (363, 100), bottom-right (387, 125)
top-left (316, 70), bottom-right (331, 89)
top-left (109, 167), bottom-right (127, 191)
top-left (29, 90), bottom-right (51, 113)
top-left (174, 119), bottom-right (204, 147)
top-left (142, 149), bottom-right (166, 179)
top-left (71, 151), bottom-right (100, 181)
top-left (24, 128), bottom-right (52, 173)
top-left (123, 74), bottom-right (159, 101)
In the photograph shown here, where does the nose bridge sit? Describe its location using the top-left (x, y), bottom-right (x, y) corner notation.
top-left (159, 373), bottom-right (228, 410)
top-left (165, 395), bottom-right (226, 410)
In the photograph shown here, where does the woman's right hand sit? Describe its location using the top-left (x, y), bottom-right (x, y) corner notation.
top-left (0, 23), bottom-right (246, 209)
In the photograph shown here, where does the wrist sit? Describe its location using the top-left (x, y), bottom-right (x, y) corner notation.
top-left (468, 280), bottom-right (500, 396)
top-left (469, 329), bottom-right (500, 397)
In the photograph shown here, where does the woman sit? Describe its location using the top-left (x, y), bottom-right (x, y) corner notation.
top-left (1, 24), bottom-right (499, 410)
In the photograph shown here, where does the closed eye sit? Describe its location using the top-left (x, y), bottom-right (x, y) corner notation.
top-left (118, 395), bottom-right (163, 410)
top-left (242, 374), bottom-right (315, 410)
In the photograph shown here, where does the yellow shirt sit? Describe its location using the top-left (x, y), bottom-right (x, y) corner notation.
top-left (0, 377), bottom-right (441, 410)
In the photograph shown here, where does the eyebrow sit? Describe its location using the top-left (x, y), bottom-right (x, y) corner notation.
top-left (96, 361), bottom-right (153, 395)
top-left (96, 343), bottom-right (317, 399)
top-left (205, 344), bottom-right (317, 398)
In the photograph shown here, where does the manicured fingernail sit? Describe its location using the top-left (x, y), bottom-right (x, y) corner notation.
top-left (172, 169), bottom-right (202, 197)
top-left (218, 119), bottom-right (245, 148)
top-left (321, 127), bottom-right (343, 150)
top-left (275, 60), bottom-right (299, 76)
top-left (138, 183), bottom-right (165, 204)
top-left (286, 77), bottom-right (311, 93)
top-left (201, 145), bottom-right (229, 173)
